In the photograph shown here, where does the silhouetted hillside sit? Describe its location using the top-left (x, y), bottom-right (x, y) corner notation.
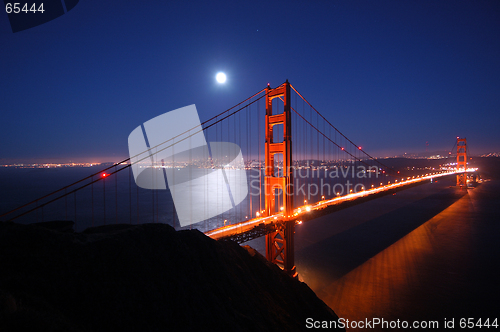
top-left (0, 222), bottom-right (342, 331)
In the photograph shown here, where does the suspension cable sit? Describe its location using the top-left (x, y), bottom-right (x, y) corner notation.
top-left (1, 90), bottom-right (267, 220)
top-left (290, 84), bottom-right (397, 174)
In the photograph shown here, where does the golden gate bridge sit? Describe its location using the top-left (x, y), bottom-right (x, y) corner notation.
top-left (0, 81), bottom-right (474, 277)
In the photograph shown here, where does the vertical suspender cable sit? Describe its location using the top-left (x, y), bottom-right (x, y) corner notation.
top-left (129, 164), bottom-right (132, 224)
top-left (65, 188), bottom-right (67, 220)
top-left (115, 165), bottom-right (118, 224)
top-left (258, 98), bottom-right (261, 215)
top-left (74, 191), bottom-right (77, 230)
top-left (91, 176), bottom-right (94, 227)
top-left (103, 175), bottom-right (106, 225)
top-left (248, 103), bottom-right (251, 220)
top-left (152, 149), bottom-right (155, 223)
top-left (136, 176), bottom-right (139, 224)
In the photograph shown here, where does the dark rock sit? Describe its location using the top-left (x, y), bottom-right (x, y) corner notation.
top-left (33, 220), bottom-right (75, 233)
top-left (82, 224), bottom-right (137, 234)
top-left (0, 222), bottom-right (342, 331)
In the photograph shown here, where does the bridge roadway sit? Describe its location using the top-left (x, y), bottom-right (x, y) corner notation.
top-left (205, 170), bottom-right (462, 242)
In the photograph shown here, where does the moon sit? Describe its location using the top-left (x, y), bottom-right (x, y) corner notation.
top-left (216, 72), bottom-right (227, 84)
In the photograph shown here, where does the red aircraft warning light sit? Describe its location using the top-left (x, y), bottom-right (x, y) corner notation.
top-left (101, 173), bottom-right (108, 178)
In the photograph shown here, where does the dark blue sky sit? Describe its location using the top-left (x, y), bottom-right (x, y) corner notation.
top-left (1, 1), bottom-right (499, 163)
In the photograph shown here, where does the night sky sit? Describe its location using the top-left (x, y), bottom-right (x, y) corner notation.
top-left (1, 1), bottom-right (499, 163)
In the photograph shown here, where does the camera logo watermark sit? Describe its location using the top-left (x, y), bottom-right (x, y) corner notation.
top-left (128, 105), bottom-right (248, 227)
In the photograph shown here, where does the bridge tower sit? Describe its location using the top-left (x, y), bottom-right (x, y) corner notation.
top-left (264, 80), bottom-right (296, 278)
top-left (456, 137), bottom-right (467, 187)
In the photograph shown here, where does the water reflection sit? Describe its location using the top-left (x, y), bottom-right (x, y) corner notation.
top-left (294, 179), bottom-right (500, 329)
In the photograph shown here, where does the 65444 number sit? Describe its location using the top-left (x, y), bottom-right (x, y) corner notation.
top-left (6, 3), bottom-right (45, 14)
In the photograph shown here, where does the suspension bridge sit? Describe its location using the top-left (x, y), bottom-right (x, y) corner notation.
top-left (0, 81), bottom-right (475, 278)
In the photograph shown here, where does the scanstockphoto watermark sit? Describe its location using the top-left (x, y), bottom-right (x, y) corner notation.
top-left (250, 179), bottom-right (366, 199)
top-left (305, 317), bottom-right (441, 329)
top-left (249, 163), bottom-right (382, 199)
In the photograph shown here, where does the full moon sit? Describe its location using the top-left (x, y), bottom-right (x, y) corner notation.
top-left (216, 72), bottom-right (227, 84)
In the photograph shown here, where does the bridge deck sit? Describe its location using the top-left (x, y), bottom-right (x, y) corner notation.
top-left (205, 171), bottom-right (460, 242)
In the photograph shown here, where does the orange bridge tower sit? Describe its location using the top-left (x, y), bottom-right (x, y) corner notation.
top-left (264, 81), bottom-right (296, 278)
top-left (456, 137), bottom-right (467, 187)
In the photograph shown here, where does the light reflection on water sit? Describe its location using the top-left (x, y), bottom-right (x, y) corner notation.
top-left (323, 195), bottom-right (475, 322)
top-left (291, 179), bottom-right (500, 329)
top-left (246, 179), bottom-right (500, 329)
